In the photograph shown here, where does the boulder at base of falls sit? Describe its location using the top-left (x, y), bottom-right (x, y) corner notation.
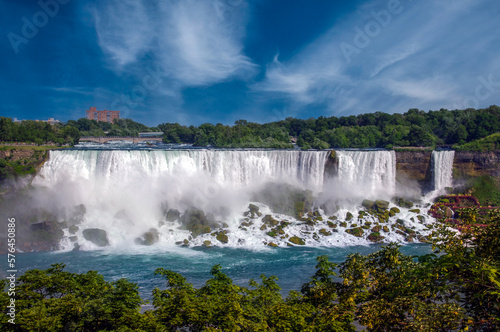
top-left (82, 228), bottom-right (109, 247)
top-left (375, 200), bottom-right (390, 212)
top-left (389, 207), bottom-right (400, 216)
top-left (262, 214), bottom-right (280, 226)
top-left (362, 200), bottom-right (374, 209)
top-left (248, 204), bottom-right (260, 214)
top-left (25, 221), bottom-right (64, 251)
top-left (69, 225), bottom-right (79, 235)
top-left (216, 233), bottom-right (229, 244)
top-left (166, 209), bottom-right (181, 221)
top-left (289, 236), bottom-right (306, 245)
top-left (181, 208), bottom-right (217, 237)
top-left (346, 227), bottom-right (364, 237)
top-left (113, 210), bottom-right (134, 226)
top-left (134, 228), bottom-right (160, 246)
top-left (30, 221), bottom-right (64, 240)
top-left (252, 183), bottom-right (313, 218)
top-left (367, 232), bottom-right (385, 243)
top-left (393, 197), bottom-right (414, 209)
top-left (319, 228), bottom-right (332, 236)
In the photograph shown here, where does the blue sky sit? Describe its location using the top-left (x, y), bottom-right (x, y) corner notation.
top-left (1, 0), bottom-right (499, 126)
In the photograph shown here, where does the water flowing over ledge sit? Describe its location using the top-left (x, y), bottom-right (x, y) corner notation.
top-left (336, 150), bottom-right (396, 197)
top-left (34, 149), bottom-right (331, 193)
top-left (432, 150), bottom-right (455, 192)
top-left (29, 148), bottom-right (440, 251)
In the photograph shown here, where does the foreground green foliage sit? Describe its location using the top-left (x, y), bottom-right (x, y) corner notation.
top-left (0, 264), bottom-right (147, 331)
top-left (2, 215), bottom-right (500, 331)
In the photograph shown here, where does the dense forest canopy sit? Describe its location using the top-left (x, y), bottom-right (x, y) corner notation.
top-left (158, 106), bottom-right (500, 149)
top-left (1, 106), bottom-right (500, 149)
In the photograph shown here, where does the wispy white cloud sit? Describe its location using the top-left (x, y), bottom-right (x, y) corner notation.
top-left (158, 0), bottom-right (257, 86)
top-left (92, 0), bottom-right (153, 66)
top-left (91, 0), bottom-right (257, 87)
top-left (42, 87), bottom-right (94, 95)
top-left (256, 54), bottom-right (314, 101)
top-left (255, 0), bottom-right (500, 116)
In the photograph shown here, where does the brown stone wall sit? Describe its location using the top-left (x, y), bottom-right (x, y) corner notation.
top-left (395, 151), bottom-right (432, 182)
top-left (453, 151), bottom-right (500, 180)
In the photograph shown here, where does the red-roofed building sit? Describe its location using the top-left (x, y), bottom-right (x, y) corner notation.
top-left (86, 107), bottom-right (120, 123)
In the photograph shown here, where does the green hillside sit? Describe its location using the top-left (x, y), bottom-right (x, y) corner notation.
top-left (454, 133), bottom-right (500, 151)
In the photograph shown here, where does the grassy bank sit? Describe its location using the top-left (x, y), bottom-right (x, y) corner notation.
top-left (453, 133), bottom-right (500, 151)
top-left (0, 145), bottom-right (65, 181)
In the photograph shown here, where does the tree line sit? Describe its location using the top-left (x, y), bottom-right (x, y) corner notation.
top-left (1, 210), bottom-right (499, 331)
top-left (0, 118), bottom-right (80, 146)
top-left (1, 105), bottom-right (500, 149)
top-left (0, 118), bottom-right (159, 146)
top-left (159, 105), bottom-right (500, 149)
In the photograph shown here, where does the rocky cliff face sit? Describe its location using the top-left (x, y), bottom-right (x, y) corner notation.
top-left (0, 147), bottom-right (50, 179)
top-left (453, 151), bottom-right (500, 179)
top-left (395, 151), bottom-right (432, 183)
top-left (394, 150), bottom-right (500, 183)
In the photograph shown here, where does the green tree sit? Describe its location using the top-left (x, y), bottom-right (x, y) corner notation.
top-left (3, 264), bottom-right (146, 331)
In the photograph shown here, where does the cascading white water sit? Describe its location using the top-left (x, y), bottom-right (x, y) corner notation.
top-left (29, 148), bottom-right (428, 250)
top-left (34, 149), bottom-right (330, 192)
top-left (31, 149), bottom-right (331, 249)
top-left (335, 150), bottom-right (396, 198)
top-left (432, 150), bottom-right (455, 192)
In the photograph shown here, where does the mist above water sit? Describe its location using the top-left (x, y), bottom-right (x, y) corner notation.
top-left (25, 148), bottom-right (452, 251)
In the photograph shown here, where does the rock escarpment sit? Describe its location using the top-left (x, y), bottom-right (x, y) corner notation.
top-left (394, 151), bottom-right (432, 183)
top-left (453, 151), bottom-right (500, 179)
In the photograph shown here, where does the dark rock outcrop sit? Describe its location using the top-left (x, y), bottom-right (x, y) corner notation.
top-left (289, 236), bottom-right (305, 245)
top-left (251, 182), bottom-right (313, 218)
top-left (82, 228), bottom-right (109, 247)
top-left (166, 209), bottom-right (181, 222)
top-left (135, 228), bottom-right (160, 246)
top-left (181, 208), bottom-right (217, 237)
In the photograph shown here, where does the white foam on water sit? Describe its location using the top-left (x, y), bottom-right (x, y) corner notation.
top-left (30, 148), bottom-right (439, 251)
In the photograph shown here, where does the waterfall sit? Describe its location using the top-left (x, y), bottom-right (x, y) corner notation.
top-left (34, 149), bottom-right (330, 193)
top-left (432, 150), bottom-right (455, 191)
top-left (31, 149), bottom-right (333, 249)
top-left (335, 150), bottom-right (396, 197)
top-left (29, 148), bottom-right (426, 250)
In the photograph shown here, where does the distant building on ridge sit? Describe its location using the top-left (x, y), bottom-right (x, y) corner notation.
top-left (86, 107), bottom-right (120, 123)
top-left (13, 117), bottom-right (61, 125)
